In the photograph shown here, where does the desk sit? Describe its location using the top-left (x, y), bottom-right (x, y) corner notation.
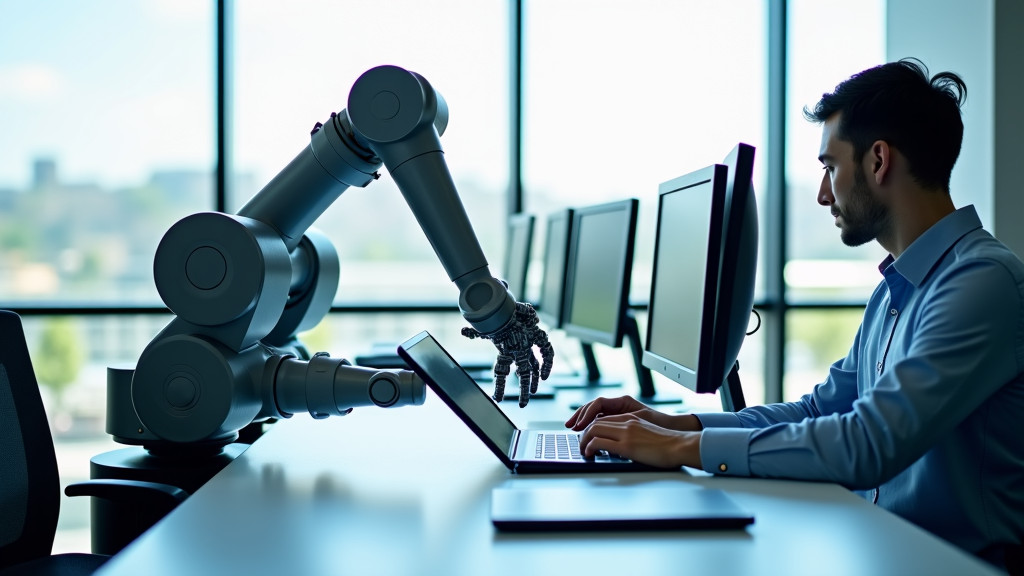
top-left (95, 388), bottom-right (1001, 576)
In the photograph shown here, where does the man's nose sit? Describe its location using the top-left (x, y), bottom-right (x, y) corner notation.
top-left (817, 172), bottom-right (833, 206)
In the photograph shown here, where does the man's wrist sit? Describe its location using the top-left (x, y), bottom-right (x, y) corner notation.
top-left (672, 431), bottom-right (703, 469)
top-left (663, 413), bottom-right (704, 431)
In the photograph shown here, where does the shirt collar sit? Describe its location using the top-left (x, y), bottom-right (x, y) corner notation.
top-left (880, 205), bottom-right (983, 286)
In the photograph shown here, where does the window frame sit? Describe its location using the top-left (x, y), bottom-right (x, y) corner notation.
top-left (8, 0), bottom-right (870, 405)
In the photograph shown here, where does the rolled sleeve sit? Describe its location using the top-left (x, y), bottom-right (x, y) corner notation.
top-left (699, 427), bottom-right (755, 476)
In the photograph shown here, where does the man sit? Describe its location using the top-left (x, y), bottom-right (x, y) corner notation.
top-left (565, 58), bottom-right (1024, 571)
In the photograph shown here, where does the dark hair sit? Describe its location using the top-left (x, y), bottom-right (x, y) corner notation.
top-left (803, 57), bottom-right (967, 191)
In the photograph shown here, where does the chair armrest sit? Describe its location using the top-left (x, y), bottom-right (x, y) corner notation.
top-left (65, 478), bottom-right (189, 510)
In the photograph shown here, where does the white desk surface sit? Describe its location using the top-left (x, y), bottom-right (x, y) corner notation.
top-left (96, 386), bottom-right (1001, 576)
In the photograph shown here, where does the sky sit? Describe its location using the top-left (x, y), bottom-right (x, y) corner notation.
top-left (0, 0), bottom-right (214, 189)
top-left (0, 0), bottom-right (885, 276)
top-left (1, 0), bottom-right (884, 198)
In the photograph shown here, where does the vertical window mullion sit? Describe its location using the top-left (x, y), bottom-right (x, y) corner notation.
top-left (764, 0), bottom-right (788, 404)
top-left (216, 0), bottom-right (232, 213)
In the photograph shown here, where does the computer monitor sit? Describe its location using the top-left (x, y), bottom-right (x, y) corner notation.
top-left (560, 199), bottom-right (638, 348)
top-left (642, 143), bottom-right (757, 411)
top-left (502, 213), bottom-right (534, 302)
top-left (557, 198), bottom-right (676, 403)
top-left (536, 208), bottom-right (573, 329)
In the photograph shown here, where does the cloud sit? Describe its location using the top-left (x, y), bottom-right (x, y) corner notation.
top-left (0, 64), bottom-right (64, 100)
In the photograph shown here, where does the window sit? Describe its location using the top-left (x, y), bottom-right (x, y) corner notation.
top-left (785, 0), bottom-right (887, 304)
top-left (522, 0), bottom-right (767, 402)
top-left (784, 308), bottom-right (862, 401)
top-left (0, 0), bottom-right (213, 553)
top-left (1, 1), bottom-right (896, 553)
top-left (784, 0), bottom-right (886, 396)
top-left (0, 0), bottom-right (215, 305)
top-left (232, 0), bottom-right (510, 304)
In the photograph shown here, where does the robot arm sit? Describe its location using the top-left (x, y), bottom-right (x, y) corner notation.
top-left (241, 65), bottom-right (554, 402)
top-left (243, 66), bottom-right (515, 335)
top-left (113, 66), bottom-right (553, 452)
top-left (238, 63), bottom-right (552, 399)
top-left (344, 66), bottom-right (555, 404)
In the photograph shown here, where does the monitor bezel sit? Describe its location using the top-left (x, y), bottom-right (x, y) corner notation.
top-left (536, 208), bottom-right (574, 329)
top-left (502, 212), bottom-right (535, 302)
top-left (711, 143), bottom-right (757, 394)
top-left (560, 198), bottom-right (639, 349)
top-left (642, 164), bottom-right (729, 393)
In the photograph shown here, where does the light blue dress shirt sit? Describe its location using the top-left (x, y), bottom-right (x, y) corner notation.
top-left (695, 205), bottom-right (1024, 558)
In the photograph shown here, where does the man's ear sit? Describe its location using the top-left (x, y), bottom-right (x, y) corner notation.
top-left (869, 140), bottom-right (891, 185)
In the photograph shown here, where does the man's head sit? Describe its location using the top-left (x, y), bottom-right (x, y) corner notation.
top-left (804, 57), bottom-right (967, 193)
top-left (818, 124), bottom-right (892, 248)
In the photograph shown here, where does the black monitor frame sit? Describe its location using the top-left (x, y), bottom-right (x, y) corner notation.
top-left (643, 164), bottom-right (727, 394)
top-left (561, 198), bottom-right (638, 349)
top-left (536, 208), bottom-right (574, 329)
top-left (555, 198), bottom-right (675, 403)
top-left (642, 144), bottom-right (756, 412)
top-left (713, 143), bottom-right (757, 411)
top-left (502, 212), bottom-right (535, 303)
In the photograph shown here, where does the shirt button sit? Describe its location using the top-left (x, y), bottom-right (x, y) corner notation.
top-left (719, 463), bottom-right (728, 472)
top-left (890, 308), bottom-right (897, 316)
top-left (876, 361), bottom-right (883, 373)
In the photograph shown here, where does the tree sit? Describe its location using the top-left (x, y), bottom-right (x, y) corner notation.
top-left (34, 317), bottom-right (86, 411)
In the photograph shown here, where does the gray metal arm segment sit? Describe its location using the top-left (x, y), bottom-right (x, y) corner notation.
top-left (116, 65), bottom-right (516, 451)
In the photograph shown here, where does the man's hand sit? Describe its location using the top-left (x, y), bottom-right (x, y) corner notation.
top-left (565, 395), bottom-right (703, 432)
top-left (462, 302), bottom-right (554, 407)
top-left (577, 413), bottom-right (703, 469)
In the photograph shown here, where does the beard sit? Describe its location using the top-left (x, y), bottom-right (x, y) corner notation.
top-left (834, 166), bottom-right (890, 247)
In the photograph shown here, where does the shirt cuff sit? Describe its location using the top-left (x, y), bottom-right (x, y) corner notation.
top-left (699, 427), bottom-right (755, 476)
top-left (693, 411), bottom-right (744, 429)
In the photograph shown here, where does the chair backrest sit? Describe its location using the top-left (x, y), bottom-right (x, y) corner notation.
top-left (0, 310), bottom-right (60, 569)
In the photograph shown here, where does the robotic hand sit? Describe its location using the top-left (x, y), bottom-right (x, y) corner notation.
top-left (108, 65), bottom-right (554, 453)
top-left (462, 301), bottom-right (553, 407)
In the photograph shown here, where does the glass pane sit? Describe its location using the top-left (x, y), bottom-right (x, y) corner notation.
top-left (0, 1), bottom-right (215, 305)
top-left (20, 314), bottom-right (173, 554)
top-left (232, 1), bottom-right (509, 304)
top-left (523, 0), bottom-right (768, 306)
top-left (735, 308), bottom-right (766, 408)
top-left (784, 307), bottom-right (864, 402)
top-left (786, 0), bottom-right (888, 302)
top-left (522, 0), bottom-right (768, 403)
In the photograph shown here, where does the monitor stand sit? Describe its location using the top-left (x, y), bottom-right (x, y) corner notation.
top-left (546, 341), bottom-right (621, 389)
top-left (624, 312), bottom-right (680, 405)
top-left (552, 312), bottom-right (680, 405)
top-left (718, 362), bottom-right (747, 412)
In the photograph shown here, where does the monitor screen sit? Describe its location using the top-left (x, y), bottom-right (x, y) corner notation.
top-left (642, 144), bottom-right (757, 402)
top-left (561, 198), bottom-right (638, 349)
top-left (536, 209), bottom-right (573, 329)
top-left (502, 213), bottom-right (534, 302)
top-left (643, 164), bottom-right (726, 391)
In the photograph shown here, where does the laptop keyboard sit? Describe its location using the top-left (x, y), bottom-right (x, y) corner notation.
top-left (535, 433), bottom-right (583, 460)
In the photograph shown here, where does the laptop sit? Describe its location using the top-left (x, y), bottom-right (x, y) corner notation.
top-left (397, 330), bottom-right (662, 473)
top-left (490, 479), bottom-right (755, 532)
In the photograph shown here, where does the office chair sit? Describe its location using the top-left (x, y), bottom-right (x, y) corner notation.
top-left (0, 310), bottom-right (187, 575)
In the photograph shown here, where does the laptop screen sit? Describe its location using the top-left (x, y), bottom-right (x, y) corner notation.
top-left (399, 331), bottom-right (518, 454)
